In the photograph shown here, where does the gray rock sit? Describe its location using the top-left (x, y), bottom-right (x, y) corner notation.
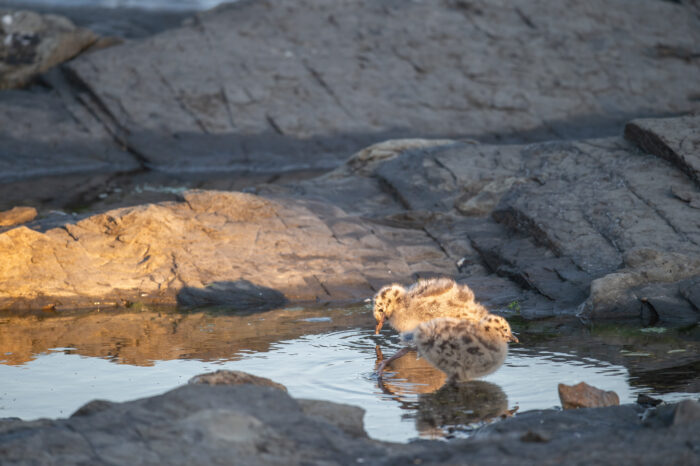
top-left (580, 250), bottom-right (700, 324)
top-left (0, 384), bottom-right (389, 466)
top-left (0, 88), bottom-right (139, 188)
top-left (0, 9), bottom-right (97, 89)
top-left (269, 125), bottom-right (700, 322)
top-left (59, 0), bottom-right (700, 173)
top-left (673, 399), bottom-right (700, 426)
top-left (3, 382), bottom-right (698, 466)
top-left (297, 399), bottom-right (367, 439)
top-left (3, 117), bottom-right (699, 322)
top-left (625, 115), bottom-right (700, 187)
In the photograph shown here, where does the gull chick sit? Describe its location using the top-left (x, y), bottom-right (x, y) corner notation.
top-left (373, 277), bottom-right (488, 334)
top-left (381, 315), bottom-right (517, 382)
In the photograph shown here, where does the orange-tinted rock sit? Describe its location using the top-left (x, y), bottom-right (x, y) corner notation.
top-left (0, 206), bottom-right (36, 227)
top-left (558, 382), bottom-right (620, 410)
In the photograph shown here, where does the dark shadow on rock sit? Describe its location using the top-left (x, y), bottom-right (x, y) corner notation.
top-left (176, 279), bottom-right (287, 312)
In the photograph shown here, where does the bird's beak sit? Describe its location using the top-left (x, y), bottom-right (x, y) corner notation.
top-left (375, 315), bottom-right (385, 334)
top-left (509, 334), bottom-right (519, 343)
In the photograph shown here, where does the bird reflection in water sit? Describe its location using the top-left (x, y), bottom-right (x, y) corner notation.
top-left (375, 345), bottom-right (515, 438)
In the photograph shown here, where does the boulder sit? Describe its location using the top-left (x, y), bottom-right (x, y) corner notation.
top-left (579, 250), bottom-right (700, 324)
top-left (0, 384), bottom-right (389, 466)
top-left (0, 9), bottom-right (97, 89)
top-left (0, 189), bottom-right (453, 310)
top-left (1, 380), bottom-right (699, 466)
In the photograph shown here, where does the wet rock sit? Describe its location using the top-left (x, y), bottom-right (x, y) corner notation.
top-left (0, 9), bottom-right (97, 89)
top-left (558, 382), bottom-right (620, 409)
top-left (0, 206), bottom-right (36, 227)
top-left (625, 115), bottom-right (700, 187)
top-left (189, 370), bottom-right (288, 392)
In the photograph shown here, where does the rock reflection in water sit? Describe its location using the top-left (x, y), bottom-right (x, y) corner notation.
top-left (376, 346), bottom-right (509, 437)
top-left (0, 304), bottom-right (370, 366)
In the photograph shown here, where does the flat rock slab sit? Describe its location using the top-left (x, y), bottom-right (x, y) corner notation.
top-left (625, 115), bottom-right (700, 187)
top-left (1, 382), bottom-right (698, 466)
top-left (257, 121), bottom-right (700, 323)
top-left (62, 0), bottom-right (700, 172)
top-left (0, 89), bottom-right (139, 184)
top-left (0, 190), bottom-right (454, 310)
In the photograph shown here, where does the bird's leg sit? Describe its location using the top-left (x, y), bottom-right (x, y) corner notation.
top-left (501, 406), bottom-right (520, 418)
top-left (375, 345), bottom-right (384, 361)
top-left (376, 347), bottom-right (410, 377)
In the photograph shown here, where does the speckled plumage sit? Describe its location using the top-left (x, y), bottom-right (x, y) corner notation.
top-left (373, 277), bottom-right (489, 334)
top-left (402, 315), bottom-right (517, 381)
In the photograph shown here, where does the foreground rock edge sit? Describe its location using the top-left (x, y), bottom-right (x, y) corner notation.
top-left (1, 374), bottom-right (698, 465)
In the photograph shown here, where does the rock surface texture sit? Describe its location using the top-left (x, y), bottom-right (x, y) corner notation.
top-left (60, 0), bottom-right (700, 172)
top-left (0, 382), bottom-right (698, 466)
top-left (2, 0), bottom-right (700, 202)
top-left (558, 382), bottom-right (620, 409)
top-left (0, 189), bottom-right (453, 310)
top-left (1, 123), bottom-right (699, 323)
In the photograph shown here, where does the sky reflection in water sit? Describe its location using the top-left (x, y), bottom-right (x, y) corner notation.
top-left (0, 305), bottom-right (695, 442)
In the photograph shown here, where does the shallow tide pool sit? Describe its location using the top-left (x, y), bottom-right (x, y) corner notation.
top-left (0, 304), bottom-right (696, 442)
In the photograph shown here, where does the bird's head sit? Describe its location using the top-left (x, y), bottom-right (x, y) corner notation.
top-left (480, 315), bottom-right (519, 343)
top-left (373, 283), bottom-right (406, 334)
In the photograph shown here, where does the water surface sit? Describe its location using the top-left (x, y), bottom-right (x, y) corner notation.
top-left (1, 304), bottom-right (697, 442)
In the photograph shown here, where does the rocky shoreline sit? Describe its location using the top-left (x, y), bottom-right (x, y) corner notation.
top-left (1, 0), bottom-right (699, 463)
top-left (1, 374), bottom-right (699, 465)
